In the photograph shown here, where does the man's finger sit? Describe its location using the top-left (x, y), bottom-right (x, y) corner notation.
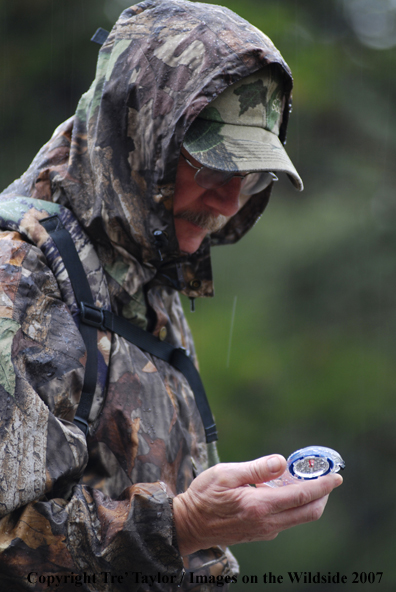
top-left (270, 494), bottom-right (331, 534)
top-left (263, 473), bottom-right (343, 514)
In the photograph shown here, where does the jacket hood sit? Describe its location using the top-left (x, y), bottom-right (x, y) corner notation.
top-left (5, 0), bottom-right (294, 299)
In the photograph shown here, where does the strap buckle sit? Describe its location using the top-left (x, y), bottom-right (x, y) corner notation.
top-left (80, 301), bottom-right (105, 330)
top-left (74, 415), bottom-right (90, 436)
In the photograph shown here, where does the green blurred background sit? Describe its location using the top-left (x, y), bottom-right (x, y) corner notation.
top-left (1, 0), bottom-right (395, 589)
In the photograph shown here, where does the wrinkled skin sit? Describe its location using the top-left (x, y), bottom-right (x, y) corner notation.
top-left (173, 456), bottom-right (342, 556)
top-left (0, 1), bottom-right (298, 590)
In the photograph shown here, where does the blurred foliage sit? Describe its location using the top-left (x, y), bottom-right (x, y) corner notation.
top-left (1, 0), bottom-right (396, 589)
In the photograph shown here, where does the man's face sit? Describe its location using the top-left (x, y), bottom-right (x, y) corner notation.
top-left (173, 151), bottom-right (250, 254)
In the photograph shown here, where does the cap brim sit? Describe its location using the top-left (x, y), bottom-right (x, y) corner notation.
top-left (183, 121), bottom-right (304, 191)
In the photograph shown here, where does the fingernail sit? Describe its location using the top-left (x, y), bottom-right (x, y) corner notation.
top-left (267, 456), bottom-right (282, 473)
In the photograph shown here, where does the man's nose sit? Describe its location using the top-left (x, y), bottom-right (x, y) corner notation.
top-left (201, 177), bottom-right (242, 217)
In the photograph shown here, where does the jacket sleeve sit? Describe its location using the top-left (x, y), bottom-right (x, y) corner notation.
top-left (0, 231), bottom-right (183, 590)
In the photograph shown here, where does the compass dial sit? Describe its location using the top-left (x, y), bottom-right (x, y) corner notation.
top-left (290, 455), bottom-right (332, 479)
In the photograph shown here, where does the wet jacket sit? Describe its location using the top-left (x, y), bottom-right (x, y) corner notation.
top-left (0, 1), bottom-right (294, 590)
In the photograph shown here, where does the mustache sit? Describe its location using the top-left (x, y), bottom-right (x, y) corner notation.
top-left (174, 210), bottom-right (229, 233)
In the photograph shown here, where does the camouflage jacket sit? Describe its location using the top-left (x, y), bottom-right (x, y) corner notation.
top-left (0, 1), bottom-right (294, 590)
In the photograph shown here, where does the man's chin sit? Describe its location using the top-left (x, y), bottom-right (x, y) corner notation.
top-left (174, 217), bottom-right (206, 254)
top-left (178, 236), bottom-right (207, 254)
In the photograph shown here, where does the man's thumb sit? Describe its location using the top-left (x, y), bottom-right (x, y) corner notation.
top-left (232, 455), bottom-right (286, 487)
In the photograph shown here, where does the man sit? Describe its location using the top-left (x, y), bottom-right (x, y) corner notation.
top-left (0, 1), bottom-right (342, 590)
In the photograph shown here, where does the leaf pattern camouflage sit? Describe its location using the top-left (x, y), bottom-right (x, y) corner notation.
top-left (235, 79), bottom-right (269, 116)
top-left (0, 0), bottom-right (295, 589)
top-left (183, 69), bottom-right (303, 188)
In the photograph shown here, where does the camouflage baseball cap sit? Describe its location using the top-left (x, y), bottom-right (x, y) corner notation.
top-left (183, 68), bottom-right (303, 191)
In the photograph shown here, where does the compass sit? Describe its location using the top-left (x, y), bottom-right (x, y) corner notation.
top-left (266, 446), bottom-right (345, 487)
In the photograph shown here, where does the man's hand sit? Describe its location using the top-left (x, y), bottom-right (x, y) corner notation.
top-left (173, 455), bottom-right (343, 556)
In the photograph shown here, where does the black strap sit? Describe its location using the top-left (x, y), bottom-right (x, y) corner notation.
top-left (40, 215), bottom-right (218, 443)
top-left (40, 216), bottom-right (98, 435)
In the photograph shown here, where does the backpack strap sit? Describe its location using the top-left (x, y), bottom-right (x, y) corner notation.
top-left (40, 215), bottom-right (218, 444)
top-left (40, 215), bottom-right (98, 435)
